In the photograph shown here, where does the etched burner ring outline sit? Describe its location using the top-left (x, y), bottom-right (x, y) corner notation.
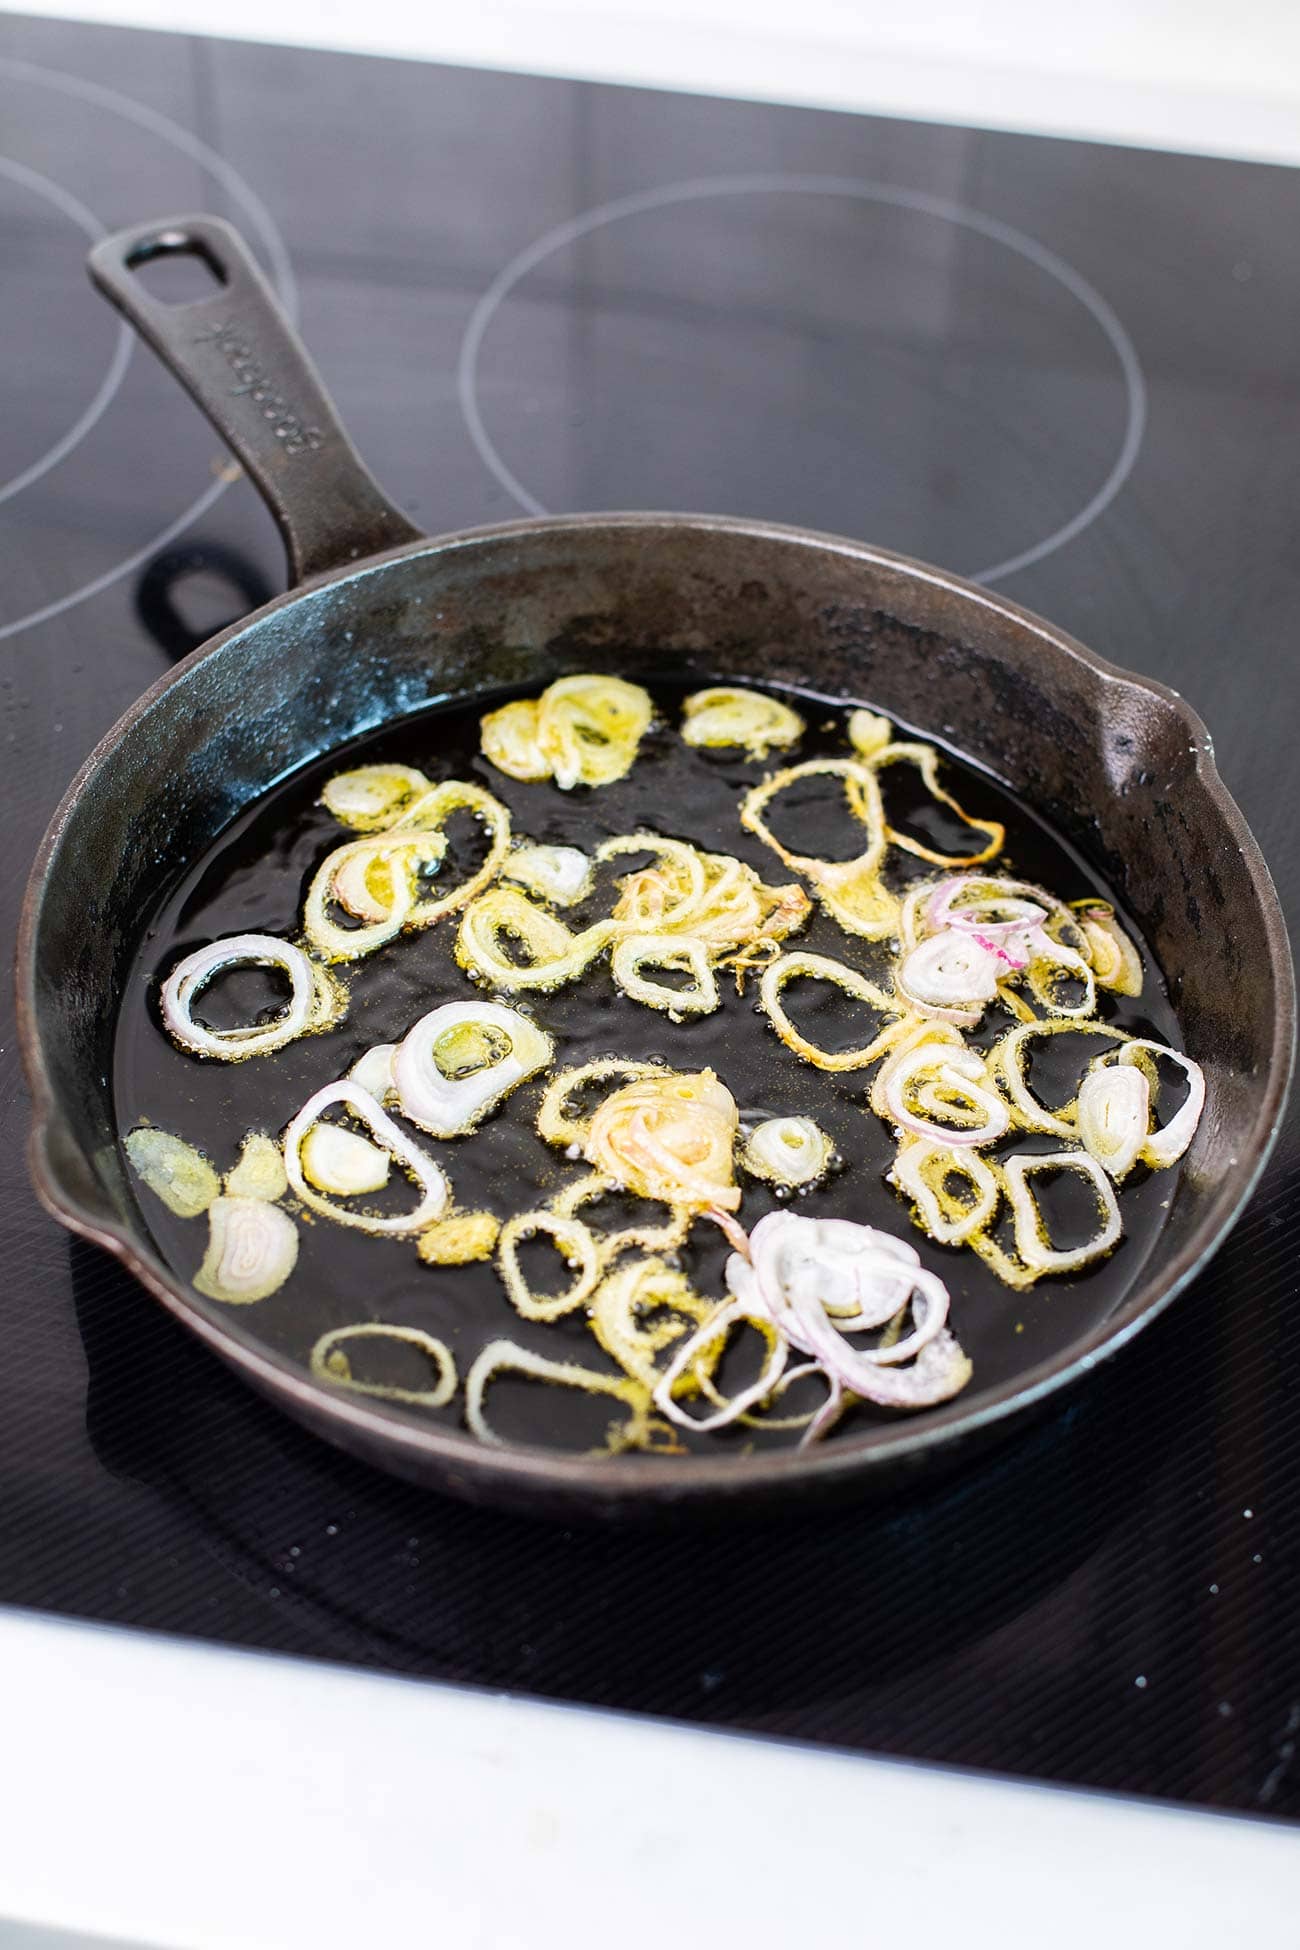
top-left (457, 172), bottom-right (1147, 586)
top-left (0, 56), bottom-right (298, 645)
top-left (0, 156), bottom-right (133, 510)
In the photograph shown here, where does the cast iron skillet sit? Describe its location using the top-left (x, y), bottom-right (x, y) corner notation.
top-left (17, 215), bottom-right (1295, 1520)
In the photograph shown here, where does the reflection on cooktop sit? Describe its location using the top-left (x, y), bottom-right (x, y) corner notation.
top-left (0, 8), bottom-right (1297, 1821)
top-left (64, 1223), bottom-right (1295, 1806)
top-left (0, 52), bottom-right (294, 645)
top-left (63, 1234), bottom-right (1151, 1743)
top-left (459, 173), bottom-right (1145, 582)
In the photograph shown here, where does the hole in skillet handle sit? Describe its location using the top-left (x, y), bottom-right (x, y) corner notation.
top-left (126, 229), bottom-right (229, 306)
top-left (135, 544), bottom-right (274, 661)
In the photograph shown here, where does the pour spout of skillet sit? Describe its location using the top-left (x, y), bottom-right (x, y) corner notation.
top-left (87, 214), bottom-right (424, 585)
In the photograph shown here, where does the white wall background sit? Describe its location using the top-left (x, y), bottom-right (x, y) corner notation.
top-left (12, 0), bottom-right (1300, 164)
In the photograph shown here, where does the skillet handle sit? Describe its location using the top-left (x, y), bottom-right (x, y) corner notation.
top-left (88, 214), bottom-right (424, 585)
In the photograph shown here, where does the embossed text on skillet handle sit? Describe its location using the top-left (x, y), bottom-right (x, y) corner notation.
top-left (88, 214), bottom-right (424, 586)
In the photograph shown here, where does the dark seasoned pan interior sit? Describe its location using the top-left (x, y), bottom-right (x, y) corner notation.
top-left (113, 676), bottom-right (1184, 1456)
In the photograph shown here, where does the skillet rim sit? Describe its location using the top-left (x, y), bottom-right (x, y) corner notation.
top-left (17, 510), bottom-right (1297, 1511)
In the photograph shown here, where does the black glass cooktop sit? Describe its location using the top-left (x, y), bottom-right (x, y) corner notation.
top-left (2, 9), bottom-right (1297, 1818)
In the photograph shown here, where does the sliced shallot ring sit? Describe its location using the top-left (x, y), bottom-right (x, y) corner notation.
top-left (193, 1196), bottom-right (298, 1303)
top-left (309, 1323), bottom-right (456, 1407)
top-left (551, 1172), bottom-right (693, 1265)
top-left (601, 835), bottom-right (809, 966)
top-left (304, 835), bottom-right (431, 960)
top-left (795, 1270), bottom-right (955, 1374)
top-left (868, 741), bottom-right (1005, 866)
top-left (892, 1140), bottom-right (1000, 1245)
top-left (536, 674), bottom-right (653, 790)
top-left (584, 1071), bottom-right (740, 1213)
top-left (624, 1109), bottom-right (735, 1211)
top-left (465, 1339), bottom-right (643, 1448)
top-left (1003, 1149), bottom-right (1122, 1274)
top-left (598, 833), bottom-right (708, 932)
top-left (680, 686), bottom-right (805, 760)
top-left (741, 1116), bottom-right (834, 1188)
top-left (330, 838), bottom-right (434, 925)
top-left (1072, 900), bottom-right (1144, 996)
top-left (740, 759), bottom-right (895, 940)
top-left (947, 901), bottom-right (1046, 939)
top-left (502, 842), bottom-right (593, 906)
top-left (837, 1329), bottom-right (973, 1410)
top-left (990, 1018), bottom-right (1131, 1139)
top-left (652, 1298), bottom-right (789, 1434)
top-left (758, 951), bottom-right (905, 1071)
top-left (536, 1059), bottom-right (669, 1149)
top-left (497, 1211), bottom-right (601, 1321)
top-left (161, 933), bottom-right (320, 1060)
top-left (1117, 1040), bottom-right (1205, 1168)
top-left (479, 697), bottom-right (549, 781)
top-left (390, 778), bottom-right (512, 924)
top-left (726, 1211), bottom-right (967, 1402)
top-left (331, 825), bottom-right (447, 911)
top-left (844, 1267), bottom-right (951, 1366)
top-left (702, 857), bottom-right (810, 956)
top-left (348, 1042), bottom-right (397, 1101)
top-left (392, 1000), bottom-right (552, 1138)
top-left (895, 991), bottom-right (982, 1032)
top-left (803, 1231), bottom-right (922, 1329)
top-left (300, 1122), bottom-right (390, 1196)
top-left (728, 1212), bottom-right (934, 1339)
top-left (899, 883), bottom-right (930, 953)
top-left (283, 1081), bottom-right (450, 1235)
top-left (895, 928), bottom-right (1006, 1026)
top-left (847, 709), bottom-right (891, 759)
top-left (759, 1276), bottom-right (967, 1405)
top-left (1023, 934), bottom-right (1096, 1019)
top-left (883, 1043), bottom-right (1009, 1147)
top-left (925, 873), bottom-right (1078, 946)
top-left (589, 1257), bottom-right (712, 1390)
top-left (456, 886), bottom-right (613, 992)
top-left (321, 763), bottom-right (430, 830)
top-left (125, 1126), bottom-right (221, 1217)
top-left (1077, 1064), bottom-right (1150, 1179)
top-left (611, 933), bottom-right (720, 1016)
top-left (224, 1132), bottom-right (288, 1204)
top-left (869, 1022), bottom-right (964, 1120)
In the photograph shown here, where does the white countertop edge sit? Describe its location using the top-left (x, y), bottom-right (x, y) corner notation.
top-left (0, 1603), bottom-right (1293, 1949)
top-left (8, 0), bottom-right (1300, 169)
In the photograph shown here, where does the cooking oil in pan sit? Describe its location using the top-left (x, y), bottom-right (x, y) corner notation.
top-left (113, 681), bottom-right (1183, 1455)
